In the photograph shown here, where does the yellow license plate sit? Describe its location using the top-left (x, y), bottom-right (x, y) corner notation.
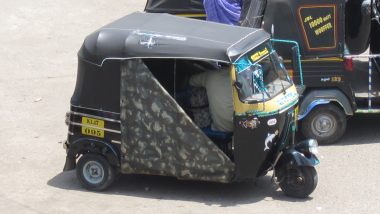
top-left (81, 117), bottom-right (104, 138)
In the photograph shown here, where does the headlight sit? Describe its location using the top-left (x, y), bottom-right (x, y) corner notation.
top-left (308, 139), bottom-right (318, 155)
top-left (295, 139), bottom-right (318, 155)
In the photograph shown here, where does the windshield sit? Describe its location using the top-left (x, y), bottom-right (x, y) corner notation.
top-left (234, 45), bottom-right (292, 103)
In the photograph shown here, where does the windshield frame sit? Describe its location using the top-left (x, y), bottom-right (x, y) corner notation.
top-left (233, 46), bottom-right (293, 104)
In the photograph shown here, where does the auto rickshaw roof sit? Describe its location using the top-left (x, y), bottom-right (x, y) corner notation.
top-left (78, 12), bottom-right (270, 66)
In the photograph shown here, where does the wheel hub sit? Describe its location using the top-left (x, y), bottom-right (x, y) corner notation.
top-left (312, 114), bottom-right (336, 135)
top-left (83, 161), bottom-right (105, 184)
top-left (296, 176), bottom-right (304, 183)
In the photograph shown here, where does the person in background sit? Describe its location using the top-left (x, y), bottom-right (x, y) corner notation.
top-left (203, 0), bottom-right (242, 25)
top-left (189, 67), bottom-right (234, 132)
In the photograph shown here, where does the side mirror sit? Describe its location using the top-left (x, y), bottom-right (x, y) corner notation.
top-left (291, 46), bottom-right (300, 75)
top-left (233, 81), bottom-right (245, 99)
top-left (234, 81), bottom-right (243, 91)
top-left (234, 81), bottom-right (243, 90)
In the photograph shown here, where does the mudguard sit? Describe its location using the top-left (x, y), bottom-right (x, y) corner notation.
top-left (277, 148), bottom-right (319, 170)
top-left (63, 138), bottom-right (120, 171)
top-left (298, 89), bottom-right (353, 120)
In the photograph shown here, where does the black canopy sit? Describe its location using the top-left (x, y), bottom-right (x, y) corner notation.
top-left (78, 12), bottom-right (270, 66)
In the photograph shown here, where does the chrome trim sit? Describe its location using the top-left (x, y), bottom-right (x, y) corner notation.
top-left (102, 56), bottom-right (230, 67)
top-left (71, 104), bottom-right (120, 115)
top-left (79, 55), bottom-right (230, 68)
top-left (111, 140), bottom-right (121, 144)
top-left (345, 54), bottom-right (380, 59)
top-left (354, 92), bottom-right (380, 98)
top-left (68, 131), bottom-right (74, 136)
top-left (70, 111), bottom-right (121, 123)
top-left (69, 121), bottom-right (121, 134)
top-left (356, 109), bottom-right (380, 113)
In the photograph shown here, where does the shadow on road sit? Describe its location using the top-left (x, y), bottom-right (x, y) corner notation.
top-left (47, 171), bottom-right (312, 206)
top-left (46, 112), bottom-right (380, 205)
top-left (333, 114), bottom-right (380, 146)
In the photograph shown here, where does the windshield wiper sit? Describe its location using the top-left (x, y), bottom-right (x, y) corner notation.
top-left (252, 70), bottom-right (270, 98)
top-left (271, 57), bottom-right (287, 95)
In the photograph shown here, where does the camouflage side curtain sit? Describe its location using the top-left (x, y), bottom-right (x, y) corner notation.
top-left (120, 59), bottom-right (234, 183)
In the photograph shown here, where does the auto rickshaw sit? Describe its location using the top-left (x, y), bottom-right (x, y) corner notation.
top-left (63, 12), bottom-right (319, 198)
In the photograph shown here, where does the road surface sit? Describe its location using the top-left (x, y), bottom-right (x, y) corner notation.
top-left (0, 1), bottom-right (379, 213)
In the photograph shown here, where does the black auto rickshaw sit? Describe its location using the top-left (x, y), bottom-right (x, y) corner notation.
top-left (63, 12), bottom-right (319, 198)
top-left (145, 0), bottom-right (380, 145)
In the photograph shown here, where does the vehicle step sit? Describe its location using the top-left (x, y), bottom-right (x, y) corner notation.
top-left (355, 109), bottom-right (380, 113)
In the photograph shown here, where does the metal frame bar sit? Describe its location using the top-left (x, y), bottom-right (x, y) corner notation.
top-left (344, 55), bottom-right (380, 111)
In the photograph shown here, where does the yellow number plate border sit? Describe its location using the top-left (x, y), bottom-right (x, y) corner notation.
top-left (81, 117), bottom-right (105, 138)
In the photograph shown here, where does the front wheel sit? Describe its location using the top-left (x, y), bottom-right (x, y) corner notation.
top-left (301, 104), bottom-right (346, 144)
top-left (278, 166), bottom-right (318, 198)
top-left (76, 153), bottom-right (115, 191)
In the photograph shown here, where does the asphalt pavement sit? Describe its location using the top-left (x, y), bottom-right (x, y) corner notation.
top-left (0, 1), bottom-right (379, 213)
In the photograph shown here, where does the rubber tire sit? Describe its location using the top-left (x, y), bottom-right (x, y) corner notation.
top-left (301, 104), bottom-right (346, 145)
top-left (279, 166), bottom-right (318, 198)
top-left (76, 153), bottom-right (115, 191)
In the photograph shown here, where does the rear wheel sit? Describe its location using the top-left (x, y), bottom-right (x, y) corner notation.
top-left (76, 153), bottom-right (115, 191)
top-left (301, 104), bottom-right (346, 144)
top-left (278, 166), bottom-right (318, 198)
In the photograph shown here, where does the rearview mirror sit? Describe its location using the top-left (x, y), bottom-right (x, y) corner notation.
top-left (291, 46), bottom-right (300, 75)
top-left (233, 81), bottom-right (245, 99)
top-left (234, 81), bottom-right (242, 90)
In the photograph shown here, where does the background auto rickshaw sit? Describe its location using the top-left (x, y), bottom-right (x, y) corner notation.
top-left (63, 12), bottom-right (319, 198)
top-left (144, 0), bottom-right (380, 145)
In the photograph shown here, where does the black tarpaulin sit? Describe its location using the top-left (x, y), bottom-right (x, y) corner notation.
top-left (345, 0), bottom-right (372, 54)
top-left (78, 12), bottom-right (270, 66)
